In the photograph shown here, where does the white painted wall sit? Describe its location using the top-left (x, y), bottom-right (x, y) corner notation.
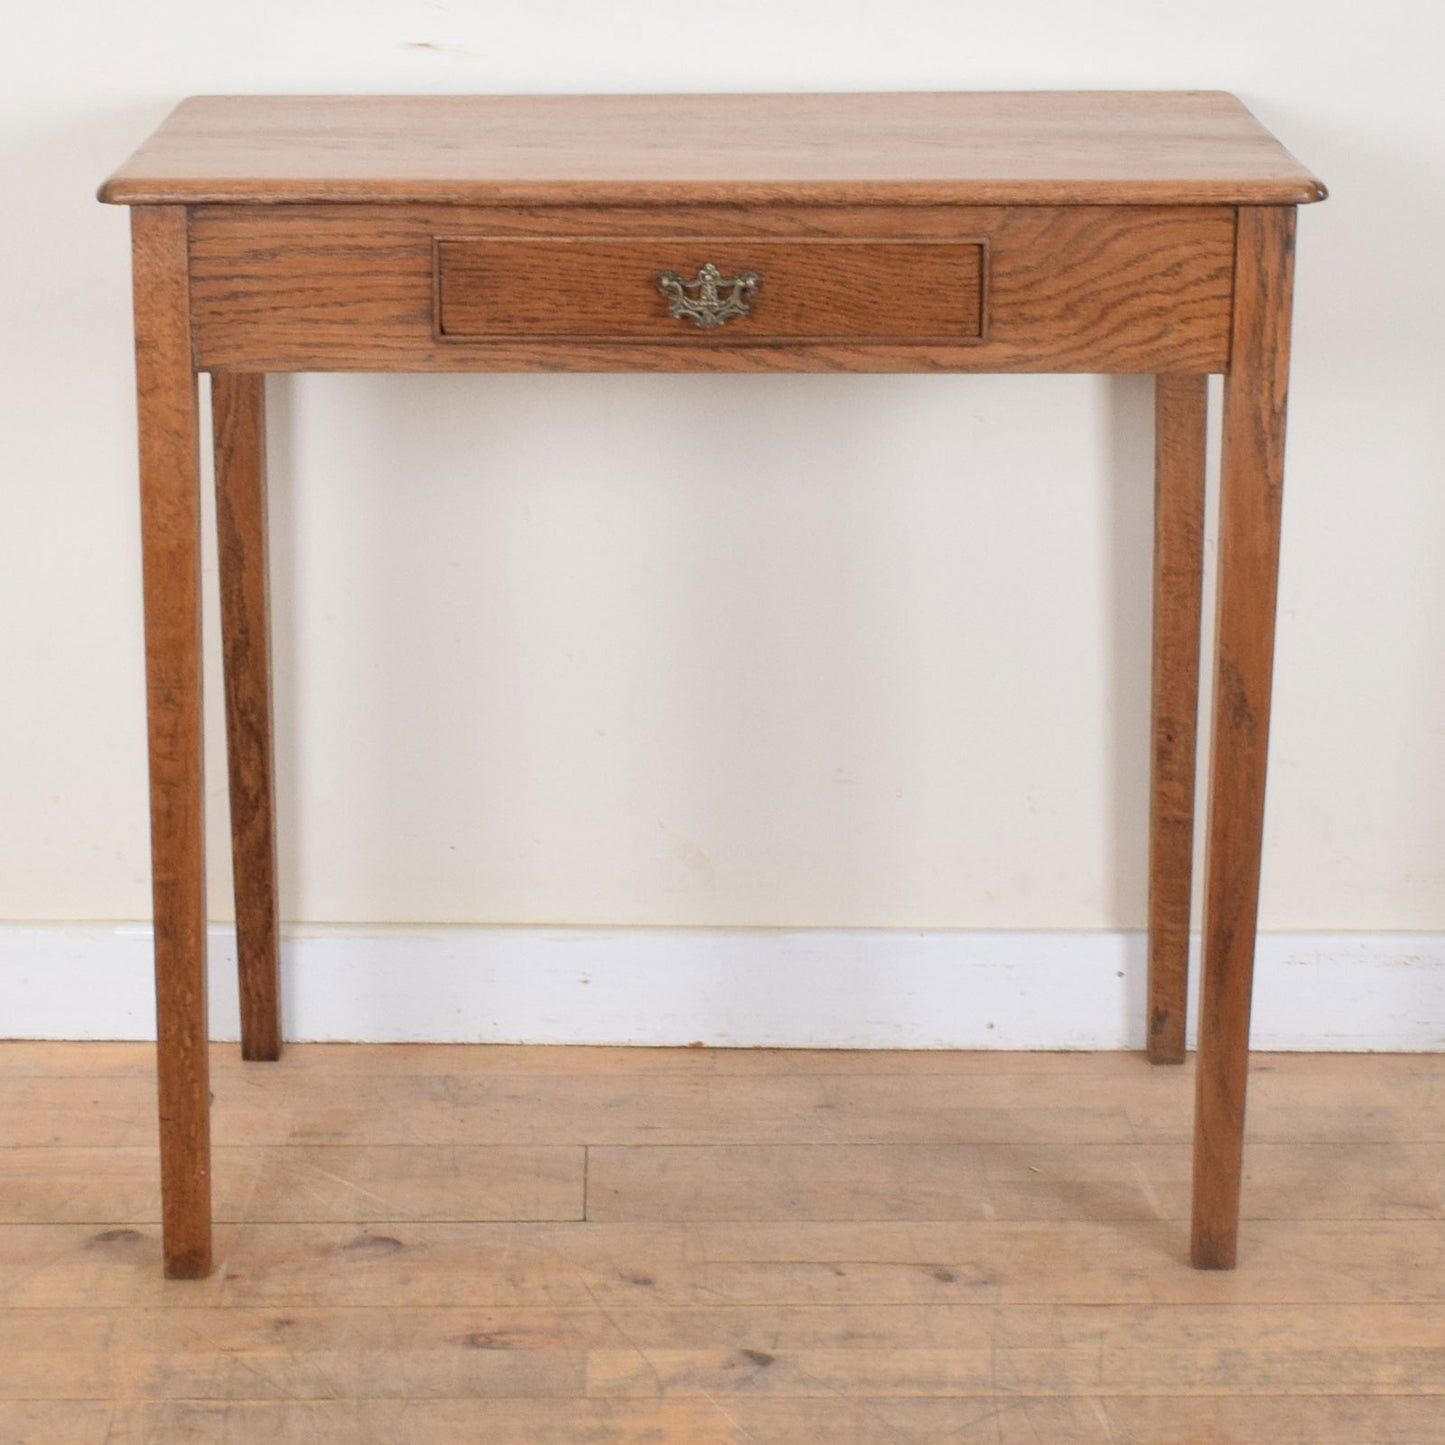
top-left (2, 2), bottom-right (1444, 1039)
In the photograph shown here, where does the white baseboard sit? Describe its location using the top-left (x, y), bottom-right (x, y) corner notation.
top-left (1, 924), bottom-right (1443, 1050)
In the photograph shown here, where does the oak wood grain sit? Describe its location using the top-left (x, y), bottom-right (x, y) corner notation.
top-left (1146, 374), bottom-right (1209, 1064)
top-left (97, 92), bottom-right (1326, 208)
top-left (436, 236), bottom-right (985, 344)
top-left (1191, 207), bottom-right (1297, 1269)
top-left (130, 205), bottom-right (211, 1281)
top-left (189, 203), bottom-right (1235, 374)
top-left (212, 373), bottom-right (281, 1064)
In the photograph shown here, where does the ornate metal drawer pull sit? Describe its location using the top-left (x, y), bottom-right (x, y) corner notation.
top-left (657, 263), bottom-right (761, 328)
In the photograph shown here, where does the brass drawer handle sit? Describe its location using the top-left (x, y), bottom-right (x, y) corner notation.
top-left (657, 263), bottom-right (761, 328)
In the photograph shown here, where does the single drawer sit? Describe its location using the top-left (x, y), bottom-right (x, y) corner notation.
top-left (435, 237), bottom-right (987, 345)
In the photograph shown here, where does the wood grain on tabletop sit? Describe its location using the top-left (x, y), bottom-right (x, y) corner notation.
top-left (97, 92), bottom-right (1326, 207)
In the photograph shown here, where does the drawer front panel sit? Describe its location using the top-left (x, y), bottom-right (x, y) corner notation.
top-left (436, 238), bottom-right (986, 344)
top-left (190, 204), bottom-right (1235, 373)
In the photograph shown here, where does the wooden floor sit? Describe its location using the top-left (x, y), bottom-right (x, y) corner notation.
top-left (1, 1044), bottom-right (1443, 1443)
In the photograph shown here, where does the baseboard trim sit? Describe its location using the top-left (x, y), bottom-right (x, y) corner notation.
top-left (1, 924), bottom-right (1442, 1049)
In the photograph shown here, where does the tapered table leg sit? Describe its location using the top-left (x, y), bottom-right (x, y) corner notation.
top-left (1191, 207), bottom-right (1296, 1269)
top-left (132, 206), bottom-right (212, 1279)
top-left (1146, 374), bottom-right (1208, 1064)
top-left (213, 373), bottom-right (282, 1062)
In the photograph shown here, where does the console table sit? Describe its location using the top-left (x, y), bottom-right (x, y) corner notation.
top-left (99, 92), bottom-right (1324, 1278)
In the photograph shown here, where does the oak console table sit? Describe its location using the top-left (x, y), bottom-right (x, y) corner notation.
top-left (99, 92), bottom-right (1324, 1278)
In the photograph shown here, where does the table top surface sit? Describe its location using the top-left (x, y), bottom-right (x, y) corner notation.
top-left (99, 91), bottom-right (1324, 209)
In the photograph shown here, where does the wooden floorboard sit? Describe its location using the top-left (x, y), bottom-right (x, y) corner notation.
top-left (1, 1043), bottom-right (1442, 1443)
top-left (9, 1394), bottom-right (1445, 1445)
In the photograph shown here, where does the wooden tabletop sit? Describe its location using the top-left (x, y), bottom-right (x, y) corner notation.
top-left (98, 92), bottom-right (1324, 208)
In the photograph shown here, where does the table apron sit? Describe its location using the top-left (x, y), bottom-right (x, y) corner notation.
top-left (187, 203), bottom-right (1237, 374)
